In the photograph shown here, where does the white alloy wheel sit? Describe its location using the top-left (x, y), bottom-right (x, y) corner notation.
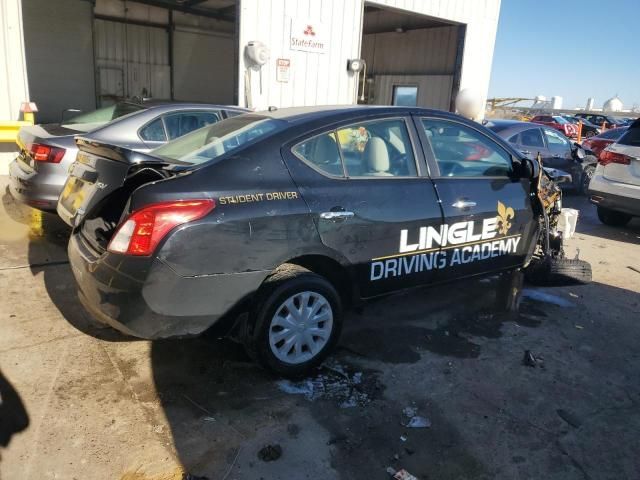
top-left (268, 291), bottom-right (333, 364)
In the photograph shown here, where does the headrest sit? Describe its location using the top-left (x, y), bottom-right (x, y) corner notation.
top-left (365, 137), bottom-right (390, 174)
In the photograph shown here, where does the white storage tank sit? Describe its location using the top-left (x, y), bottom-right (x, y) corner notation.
top-left (585, 97), bottom-right (594, 111)
top-left (603, 96), bottom-right (623, 112)
top-left (551, 96), bottom-right (563, 109)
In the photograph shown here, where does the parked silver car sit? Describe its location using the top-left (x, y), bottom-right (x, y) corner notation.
top-left (8, 102), bottom-right (248, 211)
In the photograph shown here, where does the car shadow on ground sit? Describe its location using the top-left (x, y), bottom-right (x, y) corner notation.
top-left (2, 188), bottom-right (131, 342)
top-left (149, 278), bottom-right (640, 479)
top-left (8, 188), bottom-right (640, 478)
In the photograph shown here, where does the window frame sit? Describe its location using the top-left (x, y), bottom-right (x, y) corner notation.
top-left (418, 116), bottom-right (518, 180)
top-left (137, 109), bottom-right (221, 143)
top-left (289, 115), bottom-right (425, 181)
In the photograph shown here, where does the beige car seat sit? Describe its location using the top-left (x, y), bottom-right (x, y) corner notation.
top-left (364, 137), bottom-right (393, 176)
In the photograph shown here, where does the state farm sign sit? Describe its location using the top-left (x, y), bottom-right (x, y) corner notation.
top-left (290, 18), bottom-right (327, 54)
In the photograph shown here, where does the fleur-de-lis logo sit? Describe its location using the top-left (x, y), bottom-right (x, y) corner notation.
top-left (496, 201), bottom-right (515, 235)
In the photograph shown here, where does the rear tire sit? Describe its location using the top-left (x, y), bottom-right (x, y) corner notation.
top-left (525, 257), bottom-right (592, 286)
top-left (585, 130), bottom-right (596, 138)
top-left (244, 264), bottom-right (343, 378)
top-left (597, 206), bottom-right (632, 227)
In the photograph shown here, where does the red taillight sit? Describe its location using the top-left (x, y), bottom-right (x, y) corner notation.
top-left (107, 199), bottom-right (216, 256)
top-left (599, 150), bottom-right (631, 166)
top-left (28, 143), bottom-right (65, 163)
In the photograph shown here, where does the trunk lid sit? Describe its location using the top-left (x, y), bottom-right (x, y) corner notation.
top-left (57, 137), bottom-right (175, 229)
top-left (15, 124), bottom-right (79, 171)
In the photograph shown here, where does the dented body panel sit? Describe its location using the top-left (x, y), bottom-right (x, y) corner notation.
top-left (65, 106), bottom-right (544, 339)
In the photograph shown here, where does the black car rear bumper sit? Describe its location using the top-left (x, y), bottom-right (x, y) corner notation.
top-left (68, 232), bottom-right (270, 339)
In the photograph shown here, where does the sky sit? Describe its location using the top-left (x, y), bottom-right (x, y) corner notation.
top-left (488, 0), bottom-right (639, 110)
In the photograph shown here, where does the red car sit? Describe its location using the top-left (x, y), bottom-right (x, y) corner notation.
top-left (581, 127), bottom-right (628, 157)
top-left (530, 115), bottom-right (578, 138)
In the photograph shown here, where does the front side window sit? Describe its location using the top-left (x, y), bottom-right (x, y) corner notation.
top-left (292, 118), bottom-right (418, 178)
top-left (421, 118), bottom-right (513, 177)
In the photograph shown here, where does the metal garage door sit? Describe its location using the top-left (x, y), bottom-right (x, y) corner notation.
top-left (94, 19), bottom-right (171, 105)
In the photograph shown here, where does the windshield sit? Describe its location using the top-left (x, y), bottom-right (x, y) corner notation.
top-left (553, 116), bottom-right (569, 124)
top-left (63, 102), bottom-right (145, 126)
top-left (152, 114), bottom-right (286, 165)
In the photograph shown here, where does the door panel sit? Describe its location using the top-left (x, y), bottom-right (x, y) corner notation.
top-left (416, 116), bottom-right (537, 282)
top-left (542, 127), bottom-right (575, 175)
top-left (282, 116), bottom-right (443, 298)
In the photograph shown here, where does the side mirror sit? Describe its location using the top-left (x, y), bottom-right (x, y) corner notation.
top-left (573, 144), bottom-right (586, 160)
top-left (520, 157), bottom-right (536, 179)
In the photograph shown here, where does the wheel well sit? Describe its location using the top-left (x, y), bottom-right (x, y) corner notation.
top-left (285, 255), bottom-right (355, 307)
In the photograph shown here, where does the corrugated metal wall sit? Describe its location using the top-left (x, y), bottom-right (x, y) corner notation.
top-left (94, 19), bottom-right (171, 103)
top-left (368, 0), bottom-right (501, 116)
top-left (362, 26), bottom-right (458, 75)
top-left (237, 0), bottom-right (363, 110)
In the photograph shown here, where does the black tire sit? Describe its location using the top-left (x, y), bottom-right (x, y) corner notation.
top-left (585, 130), bottom-right (596, 138)
top-left (580, 164), bottom-right (596, 195)
top-left (525, 257), bottom-right (592, 286)
top-left (244, 264), bottom-right (343, 377)
top-left (597, 206), bottom-right (632, 227)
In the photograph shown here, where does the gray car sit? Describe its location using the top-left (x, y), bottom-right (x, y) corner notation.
top-left (8, 102), bottom-right (248, 211)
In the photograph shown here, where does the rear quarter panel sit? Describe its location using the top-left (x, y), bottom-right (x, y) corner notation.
top-left (130, 136), bottom-right (326, 277)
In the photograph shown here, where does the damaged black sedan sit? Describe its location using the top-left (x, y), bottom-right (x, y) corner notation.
top-left (58, 106), bottom-right (590, 376)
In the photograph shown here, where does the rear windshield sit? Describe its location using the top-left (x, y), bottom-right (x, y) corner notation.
top-left (617, 123), bottom-right (640, 147)
top-left (553, 116), bottom-right (568, 124)
top-left (64, 102), bottom-right (145, 126)
top-left (152, 114), bottom-right (286, 165)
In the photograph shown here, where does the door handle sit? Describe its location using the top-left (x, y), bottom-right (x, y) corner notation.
top-left (320, 211), bottom-right (354, 221)
top-left (452, 200), bottom-right (477, 209)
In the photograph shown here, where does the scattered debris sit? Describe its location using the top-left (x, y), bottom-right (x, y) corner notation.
top-left (276, 361), bottom-right (378, 408)
top-left (400, 435), bottom-right (407, 442)
top-left (568, 292), bottom-right (579, 298)
top-left (575, 325), bottom-right (584, 330)
top-left (286, 423), bottom-right (300, 438)
top-left (401, 406), bottom-right (431, 428)
top-left (522, 289), bottom-right (575, 308)
top-left (627, 266), bottom-right (640, 275)
top-left (202, 416), bottom-right (216, 422)
top-left (404, 447), bottom-right (415, 456)
top-left (522, 350), bottom-right (540, 368)
top-left (557, 409), bottom-right (582, 428)
top-left (258, 444), bottom-right (282, 462)
top-left (386, 467), bottom-right (419, 479)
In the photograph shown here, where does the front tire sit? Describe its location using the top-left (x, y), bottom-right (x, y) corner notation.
top-left (525, 257), bottom-right (592, 286)
top-left (580, 164), bottom-right (595, 195)
top-left (597, 206), bottom-right (632, 227)
top-left (245, 264), bottom-right (343, 377)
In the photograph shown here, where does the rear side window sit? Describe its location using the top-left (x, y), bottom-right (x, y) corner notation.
top-left (292, 118), bottom-right (418, 178)
top-left (292, 133), bottom-right (343, 177)
top-left (164, 112), bottom-right (221, 140)
top-left (421, 118), bottom-right (512, 177)
top-left (617, 125), bottom-right (640, 147)
top-left (139, 118), bottom-right (166, 141)
top-left (519, 128), bottom-right (545, 148)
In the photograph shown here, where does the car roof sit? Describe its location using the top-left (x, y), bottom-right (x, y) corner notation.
top-left (483, 119), bottom-right (535, 133)
top-left (139, 102), bottom-right (249, 114)
top-left (254, 105), bottom-right (458, 124)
